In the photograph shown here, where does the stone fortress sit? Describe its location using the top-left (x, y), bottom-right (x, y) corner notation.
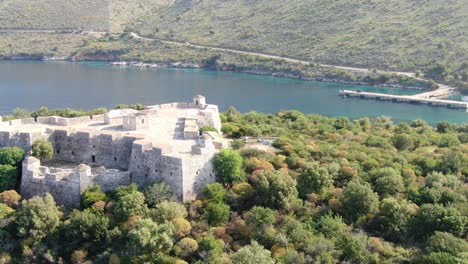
top-left (0, 95), bottom-right (225, 208)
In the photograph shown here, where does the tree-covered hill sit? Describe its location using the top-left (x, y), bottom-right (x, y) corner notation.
top-left (0, 109), bottom-right (467, 263)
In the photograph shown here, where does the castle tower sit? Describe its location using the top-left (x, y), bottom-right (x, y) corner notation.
top-left (193, 95), bottom-right (206, 108)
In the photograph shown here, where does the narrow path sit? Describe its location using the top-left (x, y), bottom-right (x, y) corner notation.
top-left (130, 33), bottom-right (463, 97)
top-left (129, 32), bottom-right (416, 77)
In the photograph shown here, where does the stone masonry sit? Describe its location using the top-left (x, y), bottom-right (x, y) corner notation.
top-left (0, 96), bottom-right (225, 208)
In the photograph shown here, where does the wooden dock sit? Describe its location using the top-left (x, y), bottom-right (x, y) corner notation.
top-left (339, 90), bottom-right (468, 109)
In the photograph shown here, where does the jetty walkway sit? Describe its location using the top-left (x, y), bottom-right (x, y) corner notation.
top-left (339, 89), bottom-right (468, 110)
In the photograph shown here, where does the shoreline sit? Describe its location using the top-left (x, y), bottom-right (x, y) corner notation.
top-left (0, 56), bottom-right (435, 91)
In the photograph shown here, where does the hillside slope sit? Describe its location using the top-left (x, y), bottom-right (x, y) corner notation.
top-left (0, 0), bottom-right (172, 31)
top-left (0, 0), bottom-right (110, 30)
top-left (0, 0), bottom-right (466, 88)
top-left (134, 0), bottom-right (467, 75)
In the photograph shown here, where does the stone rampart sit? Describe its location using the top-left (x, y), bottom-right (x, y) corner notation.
top-left (3, 95), bottom-right (223, 206)
top-left (21, 157), bottom-right (131, 208)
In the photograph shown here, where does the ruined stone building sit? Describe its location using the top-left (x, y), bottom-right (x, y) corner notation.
top-left (0, 96), bottom-right (225, 208)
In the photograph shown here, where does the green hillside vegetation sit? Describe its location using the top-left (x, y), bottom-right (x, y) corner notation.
top-left (0, 0), bottom-right (172, 32)
top-left (109, 0), bottom-right (173, 32)
top-left (134, 0), bottom-right (467, 87)
top-left (0, 109), bottom-right (467, 263)
top-left (0, 0), bottom-right (110, 31)
top-left (0, 0), bottom-right (466, 89)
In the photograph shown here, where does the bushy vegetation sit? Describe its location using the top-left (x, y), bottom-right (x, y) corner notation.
top-left (0, 109), bottom-right (467, 263)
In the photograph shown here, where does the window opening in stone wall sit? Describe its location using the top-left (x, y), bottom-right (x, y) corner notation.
top-left (114, 157), bottom-right (117, 161)
top-left (56, 149), bottom-right (60, 154)
top-left (72, 151), bottom-right (75, 156)
top-left (93, 145), bottom-right (95, 148)
top-left (92, 155), bottom-right (96, 163)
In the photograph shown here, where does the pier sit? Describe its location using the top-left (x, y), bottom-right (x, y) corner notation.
top-left (339, 89), bottom-right (468, 110)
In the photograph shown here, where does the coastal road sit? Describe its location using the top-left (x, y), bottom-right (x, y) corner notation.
top-left (129, 32), bottom-right (416, 78)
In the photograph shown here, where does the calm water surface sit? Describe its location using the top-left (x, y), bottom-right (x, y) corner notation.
top-left (0, 61), bottom-right (466, 124)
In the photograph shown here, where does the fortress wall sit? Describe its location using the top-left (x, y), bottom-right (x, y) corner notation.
top-left (94, 169), bottom-right (131, 192)
top-left (128, 140), bottom-right (186, 200)
top-left (21, 157), bottom-right (131, 208)
top-left (9, 132), bottom-right (32, 151)
top-left (128, 140), bottom-right (153, 185)
top-left (151, 155), bottom-right (184, 200)
top-left (21, 158), bottom-right (81, 208)
top-left (181, 153), bottom-right (217, 201)
top-left (0, 131), bottom-right (12, 148)
top-left (50, 130), bottom-right (135, 169)
top-left (0, 129), bottom-right (47, 151)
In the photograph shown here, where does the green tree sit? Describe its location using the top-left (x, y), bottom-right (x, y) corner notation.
top-left (127, 218), bottom-right (174, 255)
top-left (225, 182), bottom-right (256, 211)
top-left (438, 149), bottom-right (464, 174)
top-left (114, 191), bottom-right (147, 222)
top-left (256, 170), bottom-right (299, 210)
top-left (66, 208), bottom-right (109, 246)
top-left (215, 149), bottom-right (245, 184)
top-left (317, 214), bottom-right (350, 238)
top-left (376, 198), bottom-right (416, 241)
top-left (375, 168), bottom-right (404, 197)
top-left (16, 193), bottom-right (61, 246)
top-left (422, 252), bottom-right (460, 264)
top-left (297, 162), bottom-right (333, 197)
top-left (412, 204), bottom-right (467, 238)
top-left (202, 183), bottom-right (226, 203)
top-left (0, 203), bottom-right (14, 219)
top-left (0, 147), bottom-right (25, 166)
top-left (142, 181), bottom-right (175, 207)
top-left (0, 165), bottom-right (17, 192)
top-left (392, 134), bottom-right (414, 151)
top-left (426, 231), bottom-right (468, 256)
top-left (204, 202), bottom-right (230, 226)
top-left (340, 181), bottom-right (379, 221)
top-left (198, 235), bottom-right (225, 261)
top-left (81, 185), bottom-right (106, 208)
top-left (245, 206), bottom-right (276, 230)
top-left (436, 122), bottom-right (455, 133)
top-left (338, 234), bottom-right (378, 264)
top-left (31, 139), bottom-right (54, 161)
top-left (174, 237), bottom-right (198, 258)
top-left (149, 201), bottom-right (187, 223)
top-left (231, 241), bottom-right (275, 264)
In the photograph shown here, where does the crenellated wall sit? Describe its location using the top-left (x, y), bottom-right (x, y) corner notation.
top-left (21, 157), bottom-right (131, 208)
top-left (49, 129), bottom-right (139, 169)
top-left (3, 95), bottom-right (224, 207)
